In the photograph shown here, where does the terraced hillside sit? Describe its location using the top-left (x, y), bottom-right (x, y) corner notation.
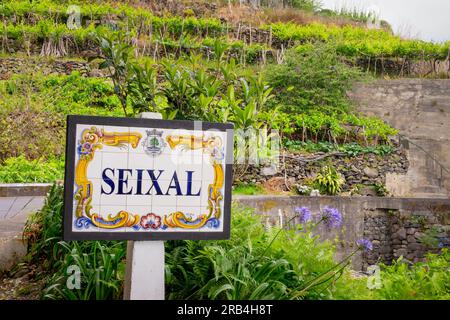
top-left (0, 0), bottom-right (448, 195)
top-left (0, 0), bottom-right (449, 302)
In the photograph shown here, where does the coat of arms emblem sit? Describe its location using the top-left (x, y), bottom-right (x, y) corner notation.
top-left (142, 129), bottom-right (166, 156)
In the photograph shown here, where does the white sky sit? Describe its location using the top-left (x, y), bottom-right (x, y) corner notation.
top-left (320, 0), bottom-right (450, 42)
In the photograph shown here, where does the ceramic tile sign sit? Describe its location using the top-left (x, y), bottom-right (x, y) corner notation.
top-left (63, 115), bottom-right (233, 241)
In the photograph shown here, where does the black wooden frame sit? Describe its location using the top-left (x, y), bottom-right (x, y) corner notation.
top-left (64, 115), bottom-right (233, 241)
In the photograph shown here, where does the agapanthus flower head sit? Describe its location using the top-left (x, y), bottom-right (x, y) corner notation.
top-left (321, 206), bottom-right (343, 229)
top-left (295, 206), bottom-right (312, 223)
top-left (357, 238), bottom-right (373, 252)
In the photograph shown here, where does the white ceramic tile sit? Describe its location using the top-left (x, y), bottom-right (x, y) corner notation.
top-left (71, 203), bottom-right (100, 233)
top-left (126, 205), bottom-right (152, 218)
top-left (75, 124), bottom-right (104, 140)
top-left (175, 206), bottom-right (204, 224)
top-left (101, 152), bottom-right (129, 170)
top-left (163, 129), bottom-right (205, 156)
top-left (73, 124), bottom-right (104, 174)
top-left (177, 184), bottom-right (202, 207)
top-left (128, 153), bottom-right (155, 171)
top-left (86, 178), bottom-right (103, 205)
top-left (127, 205), bottom-right (165, 233)
top-left (152, 153), bottom-right (177, 172)
top-left (152, 192), bottom-right (178, 206)
top-left (126, 192), bottom-right (152, 207)
top-left (150, 206), bottom-right (175, 231)
top-left (72, 215), bottom-right (99, 233)
top-left (100, 192), bottom-right (127, 206)
top-left (199, 183), bottom-right (212, 209)
top-left (85, 151), bottom-right (103, 179)
top-left (176, 169), bottom-right (203, 184)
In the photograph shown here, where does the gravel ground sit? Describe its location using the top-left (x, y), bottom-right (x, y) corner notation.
top-left (0, 263), bottom-right (45, 300)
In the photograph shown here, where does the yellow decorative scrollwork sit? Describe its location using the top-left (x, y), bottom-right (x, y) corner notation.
top-left (164, 134), bottom-right (225, 229)
top-left (91, 211), bottom-right (140, 229)
top-left (74, 126), bottom-right (142, 228)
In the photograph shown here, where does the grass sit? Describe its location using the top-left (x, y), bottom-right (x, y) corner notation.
top-left (232, 183), bottom-right (265, 195)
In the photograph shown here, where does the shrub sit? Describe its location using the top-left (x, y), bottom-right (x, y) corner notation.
top-left (0, 108), bottom-right (65, 161)
top-left (0, 156), bottom-right (64, 183)
top-left (372, 250), bottom-right (450, 300)
top-left (265, 43), bottom-right (365, 115)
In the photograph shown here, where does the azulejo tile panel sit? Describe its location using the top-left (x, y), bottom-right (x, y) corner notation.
top-left (67, 117), bottom-right (232, 239)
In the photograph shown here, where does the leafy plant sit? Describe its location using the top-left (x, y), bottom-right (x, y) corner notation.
top-left (96, 31), bottom-right (134, 116)
top-left (24, 184), bottom-right (126, 300)
top-left (371, 250), bottom-right (450, 300)
top-left (418, 226), bottom-right (444, 249)
top-left (313, 165), bottom-right (344, 195)
top-left (0, 156), bottom-right (64, 183)
top-left (373, 183), bottom-right (389, 197)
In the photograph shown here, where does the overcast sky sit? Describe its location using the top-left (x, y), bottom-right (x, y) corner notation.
top-left (320, 0), bottom-right (450, 42)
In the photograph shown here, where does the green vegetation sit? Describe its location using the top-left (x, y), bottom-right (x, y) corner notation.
top-left (265, 45), bottom-right (397, 143)
top-left (0, 156), bottom-right (64, 183)
top-left (284, 141), bottom-right (395, 156)
top-left (232, 183), bottom-right (265, 195)
top-left (374, 252), bottom-right (450, 300)
top-left (313, 165), bottom-right (344, 195)
top-left (24, 185), bottom-right (125, 299)
top-left (24, 185), bottom-right (450, 300)
top-left (1, 0), bottom-right (448, 63)
top-left (1, 72), bottom-right (123, 116)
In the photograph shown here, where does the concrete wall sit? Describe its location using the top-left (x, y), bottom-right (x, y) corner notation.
top-left (234, 195), bottom-right (450, 271)
top-left (349, 79), bottom-right (450, 198)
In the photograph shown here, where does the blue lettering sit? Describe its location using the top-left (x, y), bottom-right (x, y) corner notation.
top-left (186, 171), bottom-right (201, 196)
top-left (101, 168), bottom-right (115, 195)
top-left (117, 169), bottom-right (133, 195)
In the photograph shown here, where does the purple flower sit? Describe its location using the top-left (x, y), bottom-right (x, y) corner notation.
top-left (295, 207), bottom-right (312, 223)
top-left (357, 239), bottom-right (373, 252)
top-left (321, 206), bottom-right (343, 229)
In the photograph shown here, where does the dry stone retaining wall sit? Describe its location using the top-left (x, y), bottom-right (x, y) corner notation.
top-left (235, 195), bottom-right (450, 271)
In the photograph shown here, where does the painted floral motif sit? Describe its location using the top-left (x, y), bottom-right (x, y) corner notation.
top-left (77, 127), bottom-right (104, 158)
top-left (140, 213), bottom-right (162, 229)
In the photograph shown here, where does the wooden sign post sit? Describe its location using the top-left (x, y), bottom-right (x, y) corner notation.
top-left (63, 114), bottom-right (233, 300)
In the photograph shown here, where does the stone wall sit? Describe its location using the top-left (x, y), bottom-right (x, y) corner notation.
top-left (0, 57), bottom-right (106, 79)
top-left (363, 201), bottom-right (449, 269)
top-left (235, 145), bottom-right (408, 195)
top-left (234, 195), bottom-right (450, 271)
top-left (349, 79), bottom-right (450, 198)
